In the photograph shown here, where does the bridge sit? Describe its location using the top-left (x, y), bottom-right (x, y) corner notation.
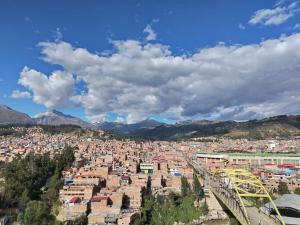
top-left (187, 158), bottom-right (286, 225)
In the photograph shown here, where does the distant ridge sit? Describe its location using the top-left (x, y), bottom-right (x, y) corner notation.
top-left (95, 119), bottom-right (163, 134)
top-left (1, 104), bottom-right (300, 140)
top-left (33, 110), bottom-right (93, 128)
top-left (130, 115), bottom-right (300, 140)
top-left (0, 105), bottom-right (33, 125)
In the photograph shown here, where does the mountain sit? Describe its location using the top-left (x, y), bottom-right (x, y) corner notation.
top-left (0, 105), bottom-right (33, 125)
top-left (33, 110), bottom-right (93, 128)
top-left (95, 119), bottom-right (163, 134)
top-left (131, 115), bottom-right (300, 140)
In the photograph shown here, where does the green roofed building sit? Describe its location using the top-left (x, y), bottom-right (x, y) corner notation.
top-left (196, 152), bottom-right (300, 166)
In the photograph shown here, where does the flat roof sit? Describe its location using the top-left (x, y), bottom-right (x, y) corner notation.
top-left (228, 152), bottom-right (300, 158)
top-left (265, 194), bottom-right (300, 211)
top-left (197, 151), bottom-right (300, 158)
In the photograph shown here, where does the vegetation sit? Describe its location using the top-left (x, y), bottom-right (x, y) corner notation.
top-left (229, 218), bottom-right (240, 225)
top-left (71, 215), bottom-right (88, 225)
top-left (0, 126), bottom-right (27, 137)
top-left (130, 115), bottom-right (300, 140)
top-left (192, 174), bottom-right (203, 198)
top-left (1, 146), bottom-right (75, 224)
top-left (277, 181), bottom-right (290, 195)
top-left (132, 176), bottom-right (207, 225)
top-left (40, 124), bottom-right (82, 134)
top-left (294, 187), bottom-right (300, 195)
top-left (181, 176), bottom-right (191, 197)
top-left (20, 200), bottom-right (58, 225)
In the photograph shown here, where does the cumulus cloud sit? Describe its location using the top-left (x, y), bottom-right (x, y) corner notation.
top-left (53, 27), bottom-right (63, 42)
top-left (294, 23), bottom-right (300, 29)
top-left (249, 1), bottom-right (300, 26)
top-left (143, 24), bottom-right (157, 41)
top-left (17, 32), bottom-right (300, 123)
top-left (18, 67), bottom-right (75, 109)
top-left (238, 23), bottom-right (246, 30)
top-left (11, 90), bottom-right (31, 99)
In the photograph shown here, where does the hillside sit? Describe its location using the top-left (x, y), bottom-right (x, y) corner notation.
top-left (33, 110), bottom-right (93, 128)
top-left (95, 119), bottom-right (163, 134)
top-left (131, 115), bottom-right (300, 140)
top-left (0, 105), bottom-right (33, 125)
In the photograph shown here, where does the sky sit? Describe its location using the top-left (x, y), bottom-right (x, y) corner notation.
top-left (1, 0), bottom-right (300, 124)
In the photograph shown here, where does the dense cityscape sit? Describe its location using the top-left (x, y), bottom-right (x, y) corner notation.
top-left (0, 125), bottom-right (299, 225)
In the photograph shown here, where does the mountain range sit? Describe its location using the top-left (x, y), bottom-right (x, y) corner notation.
top-left (1, 104), bottom-right (300, 140)
top-left (95, 119), bottom-right (163, 134)
top-left (33, 110), bottom-right (93, 128)
top-left (0, 105), bottom-right (34, 125)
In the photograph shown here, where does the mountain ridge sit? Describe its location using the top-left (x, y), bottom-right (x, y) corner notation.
top-left (95, 119), bottom-right (163, 134)
top-left (2, 105), bottom-right (300, 140)
top-left (0, 105), bottom-right (34, 125)
top-left (33, 109), bottom-right (93, 128)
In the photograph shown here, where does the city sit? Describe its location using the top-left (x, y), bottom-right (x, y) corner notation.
top-left (0, 125), bottom-right (300, 225)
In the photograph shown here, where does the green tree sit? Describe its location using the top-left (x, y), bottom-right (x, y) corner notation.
top-left (200, 200), bottom-right (209, 215)
top-left (177, 195), bottom-right (200, 223)
top-left (229, 218), bottom-right (239, 225)
top-left (168, 191), bottom-right (182, 206)
top-left (151, 203), bottom-right (177, 225)
top-left (55, 146), bottom-right (75, 172)
top-left (42, 169), bottom-right (63, 205)
top-left (294, 187), bottom-right (300, 195)
top-left (4, 153), bottom-right (55, 205)
top-left (181, 176), bottom-right (191, 197)
top-left (72, 215), bottom-right (88, 225)
top-left (192, 175), bottom-right (202, 198)
top-left (277, 181), bottom-right (290, 195)
top-left (19, 188), bottom-right (30, 210)
top-left (21, 201), bottom-right (56, 225)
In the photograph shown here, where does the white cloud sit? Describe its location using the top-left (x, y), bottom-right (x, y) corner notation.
top-left (238, 23), bottom-right (246, 30)
top-left (249, 1), bottom-right (300, 26)
top-left (18, 67), bottom-right (75, 109)
top-left (143, 24), bottom-right (157, 41)
top-left (17, 32), bottom-right (300, 123)
top-left (53, 27), bottom-right (63, 42)
top-left (10, 90), bottom-right (32, 99)
top-left (294, 23), bottom-right (300, 29)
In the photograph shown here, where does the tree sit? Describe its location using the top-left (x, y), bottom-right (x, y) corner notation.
top-left (181, 176), bottom-right (191, 197)
top-left (277, 181), bottom-right (290, 195)
top-left (4, 153), bottom-right (55, 206)
top-left (294, 187), bottom-right (300, 195)
top-left (55, 146), bottom-right (75, 172)
top-left (42, 169), bottom-right (63, 205)
top-left (21, 201), bottom-right (56, 225)
top-left (19, 188), bottom-right (30, 210)
top-left (229, 218), bottom-right (239, 225)
top-left (192, 175), bottom-right (202, 198)
top-left (72, 215), bottom-right (88, 225)
top-left (200, 200), bottom-right (209, 215)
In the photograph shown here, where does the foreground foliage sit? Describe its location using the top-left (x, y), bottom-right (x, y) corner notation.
top-left (133, 176), bottom-right (207, 225)
top-left (1, 146), bottom-right (75, 224)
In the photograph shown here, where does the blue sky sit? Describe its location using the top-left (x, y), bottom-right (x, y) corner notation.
top-left (1, 0), bottom-right (300, 123)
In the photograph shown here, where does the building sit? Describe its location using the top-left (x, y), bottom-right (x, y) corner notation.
top-left (139, 163), bottom-right (153, 174)
top-left (196, 152), bottom-right (300, 167)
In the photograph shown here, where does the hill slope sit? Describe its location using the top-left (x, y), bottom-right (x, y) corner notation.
top-left (95, 119), bottom-right (163, 134)
top-left (0, 105), bottom-right (33, 125)
top-left (131, 115), bottom-right (300, 140)
top-left (33, 110), bottom-right (93, 128)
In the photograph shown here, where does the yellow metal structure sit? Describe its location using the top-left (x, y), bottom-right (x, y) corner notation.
top-left (212, 169), bottom-right (286, 225)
